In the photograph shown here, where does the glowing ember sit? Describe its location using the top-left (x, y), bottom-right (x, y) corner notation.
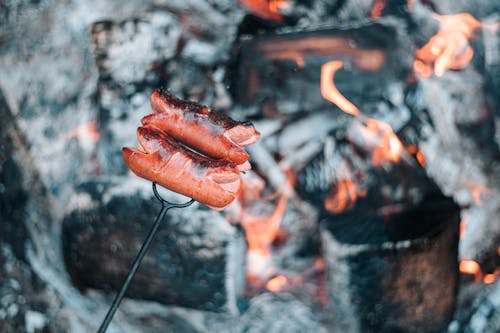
top-left (259, 38), bottom-right (386, 72)
top-left (266, 275), bottom-right (288, 292)
top-left (321, 60), bottom-right (360, 116)
top-left (363, 118), bottom-right (404, 166)
top-left (465, 180), bottom-right (492, 206)
top-left (459, 260), bottom-right (482, 281)
top-left (414, 13), bottom-right (485, 77)
top-left (370, 0), bottom-right (386, 18)
top-left (66, 120), bottom-right (100, 143)
top-left (406, 145), bottom-right (426, 167)
top-left (238, 0), bottom-right (290, 23)
top-left (241, 190), bottom-right (290, 257)
top-left (483, 274), bottom-right (496, 284)
top-left (324, 160), bottom-right (366, 214)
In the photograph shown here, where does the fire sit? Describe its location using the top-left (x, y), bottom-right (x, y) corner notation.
top-left (67, 120), bottom-right (100, 143)
top-left (321, 61), bottom-right (359, 116)
top-left (370, 0), bottom-right (386, 18)
top-left (324, 160), bottom-right (366, 214)
top-left (459, 260), bottom-right (482, 282)
top-left (414, 13), bottom-right (485, 77)
top-left (238, 0), bottom-right (290, 23)
top-left (406, 145), bottom-right (426, 167)
top-left (363, 118), bottom-right (404, 166)
top-left (483, 274), bottom-right (496, 284)
top-left (266, 275), bottom-right (288, 292)
top-left (321, 60), bottom-right (404, 166)
top-left (259, 38), bottom-right (386, 72)
top-left (241, 190), bottom-right (289, 257)
top-left (465, 180), bottom-right (492, 206)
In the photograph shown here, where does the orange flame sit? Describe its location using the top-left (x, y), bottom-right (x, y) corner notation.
top-left (321, 61), bottom-right (359, 116)
top-left (406, 145), bottom-right (426, 167)
top-left (363, 118), bottom-right (404, 166)
top-left (238, 0), bottom-right (290, 23)
top-left (465, 180), bottom-right (492, 206)
top-left (67, 120), bottom-right (100, 143)
top-left (370, 0), bottom-right (386, 18)
top-left (325, 160), bottom-right (366, 214)
top-left (321, 60), bottom-right (404, 166)
top-left (484, 274), bottom-right (497, 284)
top-left (459, 260), bottom-right (482, 282)
top-left (266, 275), bottom-right (288, 292)
top-left (241, 189), bottom-right (290, 257)
top-left (414, 13), bottom-right (484, 77)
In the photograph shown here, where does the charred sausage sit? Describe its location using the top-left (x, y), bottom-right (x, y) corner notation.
top-left (144, 88), bottom-right (260, 164)
top-left (122, 125), bottom-right (242, 209)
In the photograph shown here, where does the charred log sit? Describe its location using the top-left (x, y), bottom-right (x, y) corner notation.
top-left (230, 19), bottom-right (413, 115)
top-left (62, 179), bottom-right (246, 314)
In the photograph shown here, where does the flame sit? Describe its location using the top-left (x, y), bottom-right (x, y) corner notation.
top-left (321, 61), bottom-right (359, 116)
top-left (484, 274), bottom-right (497, 284)
top-left (414, 13), bottom-right (484, 77)
top-left (465, 180), bottom-right (492, 206)
top-left (363, 118), bottom-right (404, 165)
top-left (370, 0), bottom-right (386, 18)
top-left (241, 189), bottom-right (290, 257)
top-left (406, 145), bottom-right (426, 167)
top-left (266, 275), bottom-right (288, 292)
top-left (459, 260), bottom-right (482, 282)
top-left (324, 160), bottom-right (366, 214)
top-left (321, 60), bottom-right (404, 166)
top-left (67, 120), bottom-right (100, 143)
top-left (238, 0), bottom-right (290, 23)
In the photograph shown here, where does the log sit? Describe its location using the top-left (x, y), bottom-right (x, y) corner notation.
top-left (230, 18), bottom-right (413, 114)
top-left (62, 178), bottom-right (246, 314)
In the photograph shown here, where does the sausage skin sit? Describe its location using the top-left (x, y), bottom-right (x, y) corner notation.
top-left (144, 88), bottom-right (260, 164)
top-left (122, 125), bottom-right (242, 209)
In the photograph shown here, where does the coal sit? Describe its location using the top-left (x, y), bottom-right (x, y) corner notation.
top-left (62, 178), bottom-right (246, 314)
top-left (321, 197), bottom-right (460, 333)
top-left (230, 18), bottom-right (413, 115)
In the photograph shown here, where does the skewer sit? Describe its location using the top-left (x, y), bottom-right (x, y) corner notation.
top-left (98, 183), bottom-right (194, 333)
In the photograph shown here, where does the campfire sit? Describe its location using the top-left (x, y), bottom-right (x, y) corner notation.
top-left (1, 0), bottom-right (499, 332)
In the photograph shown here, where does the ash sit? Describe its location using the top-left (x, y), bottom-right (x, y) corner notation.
top-left (1, 0), bottom-right (499, 332)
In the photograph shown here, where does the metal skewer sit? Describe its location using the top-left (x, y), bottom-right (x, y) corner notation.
top-left (98, 183), bottom-right (194, 333)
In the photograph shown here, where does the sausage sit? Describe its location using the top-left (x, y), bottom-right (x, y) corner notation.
top-left (122, 125), bottom-right (242, 209)
top-left (144, 88), bottom-right (260, 164)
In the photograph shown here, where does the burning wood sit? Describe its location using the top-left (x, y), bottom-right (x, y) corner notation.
top-left (414, 13), bottom-right (498, 77)
top-left (238, 0), bottom-right (290, 23)
top-left (231, 19), bottom-right (413, 114)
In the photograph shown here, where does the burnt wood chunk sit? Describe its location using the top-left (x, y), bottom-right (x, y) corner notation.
top-left (321, 198), bottom-right (460, 333)
top-left (230, 19), bottom-right (413, 114)
top-left (62, 179), bottom-right (246, 314)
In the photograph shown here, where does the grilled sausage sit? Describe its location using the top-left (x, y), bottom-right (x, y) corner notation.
top-left (144, 88), bottom-right (260, 164)
top-left (122, 125), bottom-right (242, 209)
